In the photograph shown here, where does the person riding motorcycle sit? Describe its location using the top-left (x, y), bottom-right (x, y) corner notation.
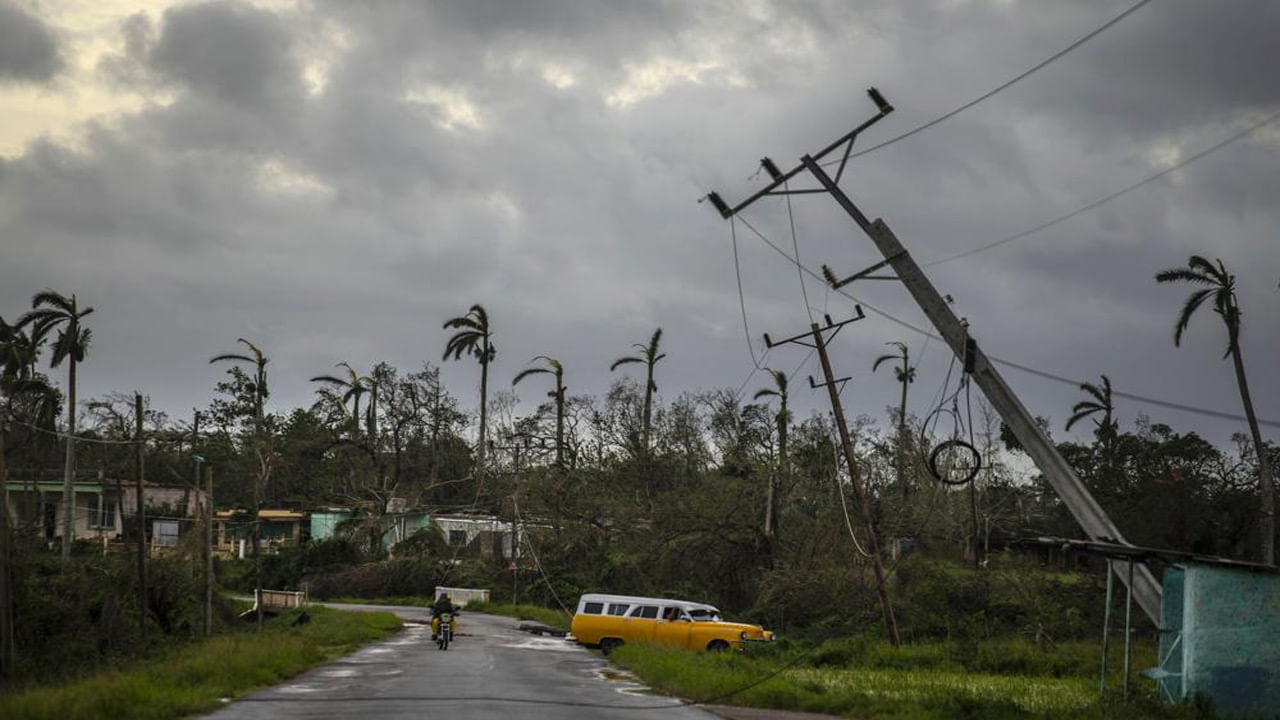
top-left (430, 593), bottom-right (459, 640)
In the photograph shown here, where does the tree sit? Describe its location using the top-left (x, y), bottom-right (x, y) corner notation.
top-left (873, 341), bottom-right (915, 499)
top-left (310, 362), bottom-right (376, 439)
top-left (753, 369), bottom-right (790, 538)
top-left (1156, 256), bottom-right (1275, 564)
top-left (209, 339), bottom-right (270, 630)
top-left (610, 328), bottom-right (665, 457)
top-left (443, 305), bottom-right (495, 481)
top-left (513, 356), bottom-right (567, 468)
top-left (1065, 374), bottom-right (1117, 444)
top-left (18, 290), bottom-right (93, 561)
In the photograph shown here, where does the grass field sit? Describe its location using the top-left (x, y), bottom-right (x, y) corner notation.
top-left (611, 638), bottom-right (1207, 720)
top-left (0, 606), bottom-right (401, 720)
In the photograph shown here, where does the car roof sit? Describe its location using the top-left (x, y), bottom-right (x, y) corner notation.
top-left (577, 593), bottom-right (720, 613)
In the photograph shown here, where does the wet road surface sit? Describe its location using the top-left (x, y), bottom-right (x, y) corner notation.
top-left (199, 602), bottom-right (719, 720)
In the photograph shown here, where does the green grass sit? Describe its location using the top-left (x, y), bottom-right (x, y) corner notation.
top-left (611, 639), bottom-right (1205, 720)
top-left (465, 601), bottom-right (571, 630)
top-left (0, 606), bottom-right (401, 720)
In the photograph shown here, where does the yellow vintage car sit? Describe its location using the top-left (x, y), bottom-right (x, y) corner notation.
top-left (569, 593), bottom-right (774, 653)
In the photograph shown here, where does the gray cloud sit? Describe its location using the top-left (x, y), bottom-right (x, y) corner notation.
top-left (0, 0), bottom-right (1277, 451)
top-left (0, 0), bottom-right (61, 83)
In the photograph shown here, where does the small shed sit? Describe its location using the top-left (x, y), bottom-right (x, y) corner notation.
top-left (1035, 537), bottom-right (1280, 718)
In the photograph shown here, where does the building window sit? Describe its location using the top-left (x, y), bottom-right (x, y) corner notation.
top-left (449, 530), bottom-right (468, 546)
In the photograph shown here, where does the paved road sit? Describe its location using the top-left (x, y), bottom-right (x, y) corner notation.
top-left (200, 602), bottom-right (720, 720)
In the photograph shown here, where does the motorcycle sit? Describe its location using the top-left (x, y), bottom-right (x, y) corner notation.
top-left (436, 612), bottom-right (455, 650)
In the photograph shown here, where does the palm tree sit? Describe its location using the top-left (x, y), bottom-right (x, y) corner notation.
top-left (209, 339), bottom-right (269, 630)
top-left (1065, 374), bottom-right (1117, 443)
top-left (443, 305), bottom-right (496, 478)
top-left (610, 328), bottom-right (665, 456)
top-left (311, 362), bottom-right (376, 438)
top-left (1156, 256), bottom-right (1275, 564)
top-left (513, 356), bottom-right (566, 468)
top-left (0, 317), bottom-right (43, 381)
top-left (873, 341), bottom-right (915, 499)
top-left (18, 291), bottom-right (93, 561)
top-left (753, 369), bottom-right (790, 538)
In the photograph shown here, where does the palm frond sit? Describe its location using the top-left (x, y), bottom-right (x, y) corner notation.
top-left (30, 290), bottom-right (73, 312)
top-left (1173, 288), bottom-right (1214, 346)
top-left (611, 356), bottom-right (642, 371)
top-left (513, 367), bottom-right (551, 385)
top-left (753, 388), bottom-right (779, 401)
top-left (872, 353), bottom-right (897, 372)
top-left (1155, 268), bottom-right (1213, 285)
top-left (210, 353), bottom-right (255, 365)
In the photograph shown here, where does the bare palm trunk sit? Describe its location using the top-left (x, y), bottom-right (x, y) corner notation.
top-left (1231, 344), bottom-right (1275, 564)
top-left (765, 400), bottom-right (786, 538)
top-left (554, 384), bottom-right (565, 469)
top-left (60, 356), bottom-right (76, 561)
top-left (642, 366), bottom-right (653, 455)
top-left (897, 367), bottom-right (909, 500)
top-left (478, 352), bottom-right (489, 480)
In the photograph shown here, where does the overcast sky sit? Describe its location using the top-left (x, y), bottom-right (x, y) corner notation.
top-left (1, 0), bottom-right (1277, 450)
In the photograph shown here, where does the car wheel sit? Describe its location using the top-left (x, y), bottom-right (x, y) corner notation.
top-left (706, 640), bottom-right (731, 652)
top-left (600, 638), bottom-right (623, 655)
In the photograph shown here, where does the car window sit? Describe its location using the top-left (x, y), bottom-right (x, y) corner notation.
top-left (607, 603), bottom-right (630, 616)
top-left (582, 601), bottom-right (604, 615)
top-left (630, 605), bottom-right (659, 619)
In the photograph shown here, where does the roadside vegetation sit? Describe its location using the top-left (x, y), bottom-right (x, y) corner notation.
top-left (0, 606), bottom-right (400, 720)
top-left (612, 638), bottom-right (1201, 720)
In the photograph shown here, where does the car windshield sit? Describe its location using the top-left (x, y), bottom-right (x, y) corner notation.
top-left (687, 608), bottom-right (721, 622)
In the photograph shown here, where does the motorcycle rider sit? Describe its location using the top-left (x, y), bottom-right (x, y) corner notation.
top-left (430, 592), bottom-right (459, 640)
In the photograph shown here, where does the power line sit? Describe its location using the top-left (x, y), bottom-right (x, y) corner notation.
top-left (823, 0), bottom-right (1155, 163)
top-left (731, 210), bottom-right (1280, 429)
top-left (923, 107), bottom-right (1280, 267)
top-left (729, 217), bottom-right (762, 369)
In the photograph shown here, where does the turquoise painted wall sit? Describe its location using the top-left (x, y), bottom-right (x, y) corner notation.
top-left (309, 511), bottom-right (352, 542)
top-left (1163, 563), bottom-right (1280, 717)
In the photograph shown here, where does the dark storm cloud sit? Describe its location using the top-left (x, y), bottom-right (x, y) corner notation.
top-left (148, 1), bottom-right (302, 108)
top-left (0, 0), bottom-right (62, 83)
top-left (0, 0), bottom-right (1277, 449)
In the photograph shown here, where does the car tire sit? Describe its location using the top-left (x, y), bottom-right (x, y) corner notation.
top-left (600, 638), bottom-right (623, 655)
top-left (706, 640), bottom-right (731, 652)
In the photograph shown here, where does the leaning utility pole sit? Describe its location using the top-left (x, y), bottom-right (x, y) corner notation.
top-left (764, 312), bottom-right (900, 647)
top-left (705, 88), bottom-right (1162, 624)
top-left (134, 393), bottom-right (147, 635)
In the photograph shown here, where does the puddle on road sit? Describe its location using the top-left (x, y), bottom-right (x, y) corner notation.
top-left (499, 637), bottom-right (580, 652)
top-left (593, 667), bottom-right (663, 696)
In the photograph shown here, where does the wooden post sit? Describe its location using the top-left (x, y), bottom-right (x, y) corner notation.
top-left (204, 465), bottom-right (214, 637)
top-left (811, 323), bottom-right (900, 648)
top-left (134, 393), bottom-right (146, 635)
top-left (0, 422), bottom-right (16, 679)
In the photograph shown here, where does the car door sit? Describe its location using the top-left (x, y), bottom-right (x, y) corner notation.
top-left (653, 606), bottom-right (692, 648)
top-left (622, 604), bottom-right (660, 642)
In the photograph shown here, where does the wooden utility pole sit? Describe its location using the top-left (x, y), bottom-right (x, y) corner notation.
top-left (134, 393), bottom-right (146, 635)
top-left (763, 313), bottom-right (900, 647)
top-left (0, 422), bottom-right (16, 679)
top-left (705, 87), bottom-right (1161, 624)
top-left (204, 464), bottom-right (214, 637)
